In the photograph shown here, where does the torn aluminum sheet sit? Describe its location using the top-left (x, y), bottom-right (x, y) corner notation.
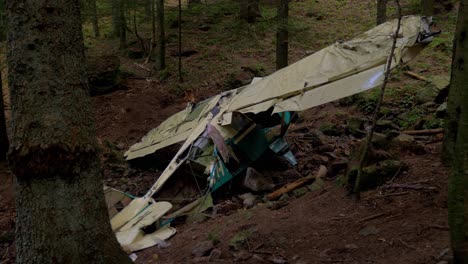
top-left (104, 187), bottom-right (176, 252)
top-left (111, 16), bottom-right (435, 252)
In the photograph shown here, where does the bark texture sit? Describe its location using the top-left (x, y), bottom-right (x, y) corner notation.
top-left (446, 1), bottom-right (468, 262)
top-left (377, 0), bottom-right (387, 25)
top-left (156, 0), bottom-right (166, 70)
top-left (6, 0), bottom-right (131, 263)
top-left (0, 72), bottom-right (8, 160)
top-left (443, 0), bottom-right (468, 163)
top-left (118, 0), bottom-right (127, 49)
top-left (276, 0), bottom-right (288, 70)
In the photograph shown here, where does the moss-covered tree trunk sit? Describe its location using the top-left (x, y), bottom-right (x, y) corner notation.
top-left (276, 0), bottom-right (288, 70)
top-left (377, 0), bottom-right (387, 25)
top-left (155, 0), bottom-right (166, 70)
top-left (6, 0), bottom-right (131, 263)
top-left (445, 0), bottom-right (468, 262)
top-left (0, 71), bottom-right (8, 161)
top-left (443, 0), bottom-right (468, 163)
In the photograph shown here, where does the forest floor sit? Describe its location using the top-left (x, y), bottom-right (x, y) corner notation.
top-left (0, 0), bottom-right (459, 263)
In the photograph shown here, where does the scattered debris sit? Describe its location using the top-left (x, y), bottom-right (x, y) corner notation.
top-left (243, 167), bottom-right (274, 192)
top-left (403, 128), bottom-right (444, 135)
top-left (359, 225), bottom-right (380, 236)
top-left (192, 240), bottom-right (214, 257)
top-left (101, 16), bottom-right (435, 252)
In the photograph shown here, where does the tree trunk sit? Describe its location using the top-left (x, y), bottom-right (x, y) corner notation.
top-left (240, 0), bottom-right (261, 23)
top-left (0, 72), bottom-right (8, 161)
top-left (421, 0), bottom-right (434, 16)
top-left (376, 0), bottom-right (387, 25)
top-left (144, 0), bottom-right (152, 18)
top-left (156, 0), bottom-right (166, 70)
top-left (111, 0), bottom-right (120, 37)
top-left (119, 0), bottom-right (127, 49)
top-left (5, 0), bottom-right (131, 263)
top-left (446, 1), bottom-right (468, 262)
top-left (89, 0), bottom-right (100, 37)
top-left (443, 0), bottom-right (467, 163)
top-left (178, 0), bottom-right (183, 82)
top-left (276, 0), bottom-right (288, 70)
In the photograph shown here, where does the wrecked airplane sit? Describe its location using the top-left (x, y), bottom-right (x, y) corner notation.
top-left (105, 16), bottom-right (437, 252)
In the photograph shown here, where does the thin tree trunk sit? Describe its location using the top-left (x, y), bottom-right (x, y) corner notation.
top-left (443, 1), bottom-right (467, 163)
top-left (421, 0), bottom-right (434, 16)
top-left (89, 0), bottom-right (100, 37)
top-left (377, 0), bottom-right (387, 25)
top-left (446, 1), bottom-right (468, 262)
top-left (178, 0), bottom-right (183, 82)
top-left (145, 0), bottom-right (156, 63)
top-left (6, 0), bottom-right (131, 263)
top-left (276, 0), bottom-right (288, 70)
top-left (111, 0), bottom-right (120, 37)
top-left (0, 72), bottom-right (8, 161)
top-left (144, 0), bottom-right (152, 18)
top-left (156, 0), bottom-right (165, 70)
top-left (119, 0), bottom-right (127, 49)
top-left (240, 0), bottom-right (261, 23)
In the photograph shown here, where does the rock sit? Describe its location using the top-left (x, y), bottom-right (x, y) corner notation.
top-left (327, 158), bottom-right (348, 177)
top-left (268, 256), bottom-right (287, 264)
top-left (359, 225), bottom-right (380, 236)
top-left (209, 249), bottom-right (222, 261)
top-left (346, 117), bottom-right (365, 136)
top-left (243, 167), bottom-right (274, 192)
top-left (192, 240), bottom-right (214, 257)
top-left (199, 24), bottom-right (211, 31)
top-left (375, 120), bottom-right (399, 131)
top-left (390, 134), bottom-right (425, 154)
top-left (230, 230), bottom-right (253, 250)
top-left (319, 123), bottom-right (342, 136)
top-left (239, 193), bottom-right (258, 208)
top-left (86, 55), bottom-right (122, 96)
top-left (436, 102), bottom-right (447, 118)
top-left (359, 160), bottom-right (407, 191)
top-left (292, 187), bottom-right (309, 198)
top-left (371, 132), bottom-right (391, 149)
top-left (193, 256), bottom-right (210, 263)
top-left (345, 244), bottom-right (359, 249)
top-left (416, 83), bottom-right (440, 104)
top-left (233, 250), bottom-right (252, 261)
top-left (308, 178), bottom-right (324, 192)
top-left (279, 193), bottom-right (290, 202)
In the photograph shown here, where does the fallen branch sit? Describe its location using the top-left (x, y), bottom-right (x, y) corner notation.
top-left (405, 71), bottom-right (428, 82)
top-left (382, 183), bottom-right (436, 191)
top-left (358, 212), bottom-right (386, 223)
top-left (403, 128), bottom-right (444, 135)
top-left (134, 63), bottom-right (151, 72)
top-left (267, 176), bottom-right (314, 200)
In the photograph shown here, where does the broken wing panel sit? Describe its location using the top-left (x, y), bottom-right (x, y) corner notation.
top-left (273, 64), bottom-right (385, 113)
top-left (124, 94), bottom-right (222, 160)
top-left (227, 16), bottom-right (428, 114)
